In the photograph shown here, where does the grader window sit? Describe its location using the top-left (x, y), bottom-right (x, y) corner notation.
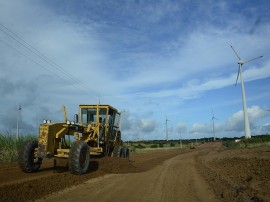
top-left (114, 113), bottom-right (120, 128)
top-left (99, 108), bottom-right (107, 123)
top-left (81, 108), bottom-right (97, 124)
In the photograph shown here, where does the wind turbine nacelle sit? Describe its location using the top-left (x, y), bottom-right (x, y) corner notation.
top-left (237, 60), bottom-right (245, 65)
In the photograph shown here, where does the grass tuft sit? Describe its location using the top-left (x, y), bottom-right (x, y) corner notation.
top-left (0, 131), bottom-right (38, 163)
top-left (223, 135), bottom-right (270, 148)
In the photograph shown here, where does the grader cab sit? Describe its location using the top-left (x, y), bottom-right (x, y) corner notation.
top-left (18, 104), bottom-right (129, 175)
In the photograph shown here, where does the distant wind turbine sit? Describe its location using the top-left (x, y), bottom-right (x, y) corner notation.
top-left (230, 45), bottom-right (263, 139)
top-left (165, 116), bottom-right (170, 141)
top-left (211, 111), bottom-right (218, 141)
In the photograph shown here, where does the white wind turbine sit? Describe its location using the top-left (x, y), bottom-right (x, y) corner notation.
top-left (165, 116), bottom-right (170, 141)
top-left (211, 111), bottom-right (218, 141)
top-left (230, 45), bottom-right (263, 139)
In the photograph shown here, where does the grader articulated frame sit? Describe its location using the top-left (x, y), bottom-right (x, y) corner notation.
top-left (18, 104), bottom-right (129, 175)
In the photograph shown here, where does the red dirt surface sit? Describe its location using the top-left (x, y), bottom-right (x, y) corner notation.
top-left (0, 142), bottom-right (269, 202)
top-left (196, 145), bottom-right (270, 202)
top-left (0, 149), bottom-right (184, 202)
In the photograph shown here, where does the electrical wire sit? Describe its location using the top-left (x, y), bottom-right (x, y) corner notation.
top-left (0, 38), bottom-right (91, 95)
top-left (0, 22), bottom-right (95, 96)
top-left (0, 23), bottom-right (86, 86)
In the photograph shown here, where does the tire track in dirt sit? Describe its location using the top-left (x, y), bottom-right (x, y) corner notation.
top-left (3, 142), bottom-right (269, 202)
top-left (0, 149), bottom-right (184, 202)
top-left (37, 145), bottom-right (219, 202)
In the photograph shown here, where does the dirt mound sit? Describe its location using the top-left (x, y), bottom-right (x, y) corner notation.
top-left (97, 157), bottom-right (138, 174)
top-left (197, 147), bottom-right (270, 202)
top-left (2, 144), bottom-right (269, 202)
top-left (0, 158), bottom-right (134, 202)
top-left (0, 149), bottom-right (182, 202)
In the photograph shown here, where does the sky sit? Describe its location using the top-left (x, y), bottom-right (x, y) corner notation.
top-left (0, 0), bottom-right (270, 141)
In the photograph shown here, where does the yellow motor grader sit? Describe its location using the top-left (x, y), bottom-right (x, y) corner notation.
top-left (18, 104), bottom-right (129, 175)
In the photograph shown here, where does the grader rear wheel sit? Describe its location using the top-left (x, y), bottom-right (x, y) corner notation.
top-left (122, 147), bottom-right (130, 159)
top-left (112, 146), bottom-right (123, 157)
top-left (69, 141), bottom-right (90, 175)
top-left (103, 142), bottom-right (110, 157)
top-left (18, 141), bottom-right (42, 173)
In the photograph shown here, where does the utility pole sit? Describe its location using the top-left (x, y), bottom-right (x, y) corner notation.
top-left (16, 105), bottom-right (21, 140)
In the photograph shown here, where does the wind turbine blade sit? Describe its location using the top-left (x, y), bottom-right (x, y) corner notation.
top-left (235, 64), bottom-right (240, 86)
top-left (230, 45), bottom-right (241, 60)
top-left (243, 55), bottom-right (263, 64)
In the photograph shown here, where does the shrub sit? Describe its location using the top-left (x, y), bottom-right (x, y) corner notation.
top-left (222, 140), bottom-right (239, 148)
top-left (150, 144), bottom-right (158, 148)
top-left (134, 143), bottom-right (146, 149)
top-left (0, 131), bottom-right (37, 163)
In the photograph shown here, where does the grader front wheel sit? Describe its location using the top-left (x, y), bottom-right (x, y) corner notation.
top-left (68, 141), bottom-right (90, 175)
top-left (18, 141), bottom-right (42, 173)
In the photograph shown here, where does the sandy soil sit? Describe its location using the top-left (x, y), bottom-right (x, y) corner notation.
top-left (0, 142), bottom-right (269, 202)
top-left (196, 144), bottom-right (270, 202)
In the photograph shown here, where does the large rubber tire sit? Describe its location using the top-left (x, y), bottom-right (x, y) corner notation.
top-left (69, 141), bottom-right (90, 175)
top-left (112, 146), bottom-right (123, 157)
top-left (18, 141), bottom-right (42, 173)
top-left (122, 147), bottom-right (130, 159)
top-left (103, 142), bottom-right (110, 157)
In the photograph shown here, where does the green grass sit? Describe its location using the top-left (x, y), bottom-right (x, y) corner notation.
top-left (223, 135), bottom-right (270, 148)
top-left (124, 141), bottom-right (192, 153)
top-left (0, 131), bottom-right (38, 163)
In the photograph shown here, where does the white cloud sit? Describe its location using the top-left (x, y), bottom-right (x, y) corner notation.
top-left (185, 106), bottom-right (270, 138)
top-left (225, 105), bottom-right (269, 132)
top-left (190, 123), bottom-right (212, 134)
top-left (0, 1), bottom-right (270, 140)
top-left (176, 123), bottom-right (187, 134)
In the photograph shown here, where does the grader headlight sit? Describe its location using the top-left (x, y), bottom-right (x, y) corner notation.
top-left (43, 120), bottom-right (51, 124)
top-left (66, 120), bottom-right (75, 125)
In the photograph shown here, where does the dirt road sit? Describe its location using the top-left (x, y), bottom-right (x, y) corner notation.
top-left (37, 146), bottom-right (218, 202)
top-left (1, 142), bottom-right (269, 202)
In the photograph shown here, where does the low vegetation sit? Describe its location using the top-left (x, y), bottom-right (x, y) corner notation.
top-left (1, 131), bottom-right (269, 163)
top-left (223, 134), bottom-right (270, 148)
top-left (0, 132), bottom-right (37, 163)
top-left (125, 139), bottom-right (195, 153)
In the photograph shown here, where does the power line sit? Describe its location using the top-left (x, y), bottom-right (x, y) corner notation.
top-left (0, 22), bottom-right (95, 96)
top-left (0, 23), bottom-right (88, 87)
top-left (0, 38), bottom-right (90, 95)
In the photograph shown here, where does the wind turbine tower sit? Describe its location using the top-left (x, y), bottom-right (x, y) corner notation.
top-left (165, 116), bottom-right (170, 141)
top-left (211, 111), bottom-right (218, 141)
top-left (230, 45), bottom-right (263, 139)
